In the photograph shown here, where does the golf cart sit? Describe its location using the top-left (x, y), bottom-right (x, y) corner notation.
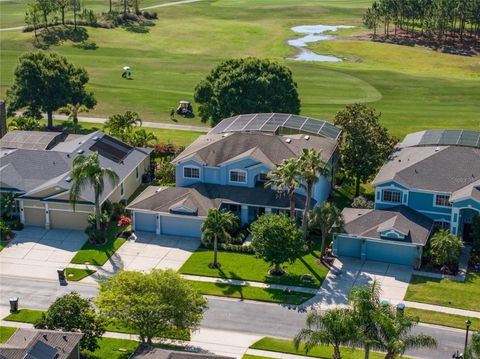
top-left (176, 100), bottom-right (193, 117)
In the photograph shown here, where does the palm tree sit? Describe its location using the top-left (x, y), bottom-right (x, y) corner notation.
top-left (309, 202), bottom-right (344, 258)
top-left (294, 308), bottom-right (356, 359)
top-left (374, 305), bottom-right (437, 359)
top-left (201, 208), bottom-right (238, 268)
top-left (467, 332), bottom-right (480, 359)
top-left (8, 116), bottom-right (40, 131)
top-left (265, 159), bottom-right (302, 218)
top-left (348, 279), bottom-right (382, 359)
top-left (69, 152), bottom-right (119, 231)
top-left (104, 111), bottom-right (142, 142)
top-left (298, 148), bottom-right (329, 240)
top-left (129, 129), bottom-right (158, 147)
top-left (58, 103), bottom-right (89, 133)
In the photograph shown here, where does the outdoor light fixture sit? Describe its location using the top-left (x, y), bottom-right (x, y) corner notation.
top-left (464, 319), bottom-right (472, 356)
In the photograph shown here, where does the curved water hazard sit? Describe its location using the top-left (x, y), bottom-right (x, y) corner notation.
top-left (288, 25), bottom-right (355, 62)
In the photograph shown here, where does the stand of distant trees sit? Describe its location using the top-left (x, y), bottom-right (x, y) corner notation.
top-left (364, 0), bottom-right (480, 48)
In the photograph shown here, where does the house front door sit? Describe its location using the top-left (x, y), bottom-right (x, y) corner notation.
top-left (463, 223), bottom-right (473, 243)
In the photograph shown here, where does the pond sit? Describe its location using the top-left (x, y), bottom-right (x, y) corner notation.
top-left (288, 24), bottom-right (355, 62)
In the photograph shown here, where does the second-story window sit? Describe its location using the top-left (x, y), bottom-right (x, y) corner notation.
top-left (184, 167), bottom-right (200, 179)
top-left (382, 190), bottom-right (401, 203)
top-left (230, 170), bottom-right (247, 184)
top-left (435, 194), bottom-right (452, 207)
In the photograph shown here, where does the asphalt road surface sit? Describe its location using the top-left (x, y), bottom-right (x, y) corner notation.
top-left (0, 275), bottom-right (471, 358)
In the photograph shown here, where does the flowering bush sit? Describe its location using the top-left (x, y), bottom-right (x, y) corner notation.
top-left (117, 215), bottom-right (132, 228)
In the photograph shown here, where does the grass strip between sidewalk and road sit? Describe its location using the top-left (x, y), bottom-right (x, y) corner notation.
top-left (70, 223), bottom-right (126, 266)
top-left (179, 249), bottom-right (328, 288)
top-left (250, 337), bottom-right (389, 359)
top-left (188, 280), bottom-right (315, 305)
top-left (65, 267), bottom-right (97, 281)
top-left (0, 326), bottom-right (17, 343)
top-left (405, 307), bottom-right (480, 331)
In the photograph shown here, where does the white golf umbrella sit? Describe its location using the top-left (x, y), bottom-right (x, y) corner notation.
top-left (123, 66), bottom-right (131, 71)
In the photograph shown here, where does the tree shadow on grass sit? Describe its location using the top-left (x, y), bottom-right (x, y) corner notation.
top-left (214, 282), bottom-right (245, 301)
top-left (39, 26), bottom-right (89, 47)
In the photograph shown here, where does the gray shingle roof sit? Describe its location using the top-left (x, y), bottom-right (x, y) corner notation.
top-left (133, 346), bottom-right (234, 359)
top-left (0, 131), bottom-right (150, 204)
top-left (0, 130), bottom-right (64, 150)
top-left (173, 132), bottom-right (338, 167)
top-left (127, 183), bottom-right (314, 216)
top-left (372, 145), bottom-right (480, 193)
top-left (0, 328), bottom-right (83, 359)
top-left (341, 206), bottom-right (433, 245)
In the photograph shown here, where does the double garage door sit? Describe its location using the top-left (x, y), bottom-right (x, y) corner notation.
top-left (335, 236), bottom-right (417, 267)
top-left (23, 207), bottom-right (89, 230)
top-left (134, 212), bottom-right (203, 238)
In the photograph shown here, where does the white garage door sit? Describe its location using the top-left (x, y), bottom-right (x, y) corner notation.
top-left (160, 216), bottom-right (203, 238)
top-left (135, 212), bottom-right (157, 232)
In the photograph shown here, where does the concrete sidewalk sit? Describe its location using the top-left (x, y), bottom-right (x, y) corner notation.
top-left (404, 300), bottom-right (480, 319)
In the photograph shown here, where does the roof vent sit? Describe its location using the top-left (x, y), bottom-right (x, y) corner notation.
top-left (435, 146), bottom-right (440, 152)
top-left (77, 149), bottom-right (84, 154)
top-left (65, 176), bottom-right (72, 183)
top-left (286, 138), bottom-right (292, 144)
top-left (93, 136), bottom-right (99, 141)
top-left (304, 135), bottom-right (310, 140)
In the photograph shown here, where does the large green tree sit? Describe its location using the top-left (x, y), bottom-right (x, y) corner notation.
top-left (7, 51), bottom-right (94, 129)
top-left (266, 158), bottom-right (302, 218)
top-left (309, 202), bottom-right (344, 258)
top-left (69, 151), bottom-right (119, 231)
top-left (430, 229), bottom-right (463, 269)
top-left (294, 308), bottom-right (356, 359)
top-left (201, 208), bottom-right (238, 268)
top-left (96, 269), bottom-right (208, 345)
top-left (334, 103), bottom-right (396, 197)
top-left (251, 214), bottom-right (306, 275)
top-left (194, 57), bottom-right (301, 126)
top-left (298, 148), bottom-right (329, 240)
top-left (35, 292), bottom-right (106, 352)
top-left (104, 111), bottom-right (142, 142)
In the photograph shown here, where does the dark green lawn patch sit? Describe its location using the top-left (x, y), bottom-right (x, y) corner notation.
top-left (405, 308), bottom-right (479, 331)
top-left (250, 337), bottom-right (387, 359)
top-left (70, 223), bottom-right (126, 266)
top-left (0, 326), bottom-right (17, 343)
top-left (405, 274), bottom-right (480, 312)
top-left (188, 280), bottom-right (315, 305)
top-left (65, 267), bottom-right (96, 281)
top-left (179, 249), bottom-right (328, 288)
top-left (81, 337), bottom-right (139, 359)
top-left (3, 309), bottom-right (43, 324)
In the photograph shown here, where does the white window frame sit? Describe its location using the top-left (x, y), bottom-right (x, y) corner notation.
top-left (382, 189), bottom-right (402, 203)
top-left (434, 194), bottom-right (452, 208)
top-left (183, 166), bottom-right (200, 179)
top-left (434, 220), bottom-right (451, 230)
top-left (229, 169), bottom-right (247, 184)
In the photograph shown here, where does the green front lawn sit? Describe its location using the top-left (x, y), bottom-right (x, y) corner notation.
top-left (81, 337), bottom-right (139, 359)
top-left (70, 223), bottom-right (126, 266)
top-left (65, 267), bottom-right (97, 281)
top-left (405, 308), bottom-right (479, 331)
top-left (179, 249), bottom-right (328, 288)
top-left (4, 309), bottom-right (43, 324)
top-left (405, 274), bottom-right (480, 312)
top-left (0, 326), bottom-right (17, 343)
top-left (250, 337), bottom-right (386, 359)
top-left (188, 280), bottom-right (315, 305)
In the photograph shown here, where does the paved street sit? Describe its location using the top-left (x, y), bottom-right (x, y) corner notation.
top-left (0, 275), bottom-right (471, 359)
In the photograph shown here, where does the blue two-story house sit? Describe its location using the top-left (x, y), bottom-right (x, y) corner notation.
top-left (334, 130), bottom-right (480, 268)
top-left (127, 113), bottom-right (341, 237)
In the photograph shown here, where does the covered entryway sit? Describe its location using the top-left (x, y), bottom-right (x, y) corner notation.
top-left (134, 212), bottom-right (157, 232)
top-left (160, 215), bottom-right (202, 238)
top-left (23, 207), bottom-right (45, 227)
top-left (459, 208), bottom-right (479, 243)
top-left (49, 210), bottom-right (89, 230)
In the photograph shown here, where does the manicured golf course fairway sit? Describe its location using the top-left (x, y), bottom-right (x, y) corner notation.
top-left (1, 0), bottom-right (479, 138)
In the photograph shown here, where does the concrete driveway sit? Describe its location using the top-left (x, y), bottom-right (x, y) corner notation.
top-left (0, 227), bottom-right (87, 280)
top-left (306, 257), bottom-right (413, 309)
top-left (89, 231), bottom-right (200, 279)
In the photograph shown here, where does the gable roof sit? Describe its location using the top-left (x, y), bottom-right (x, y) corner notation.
top-left (0, 130), bottom-right (151, 204)
top-left (132, 346), bottom-right (234, 359)
top-left (0, 130), bottom-right (64, 150)
top-left (173, 132), bottom-right (337, 167)
top-left (372, 145), bottom-right (480, 193)
top-left (127, 183), bottom-right (314, 216)
top-left (0, 328), bottom-right (83, 359)
top-left (341, 206), bottom-right (433, 245)
top-left (450, 178), bottom-right (480, 202)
